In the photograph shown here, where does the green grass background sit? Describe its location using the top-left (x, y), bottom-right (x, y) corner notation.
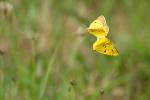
top-left (0, 0), bottom-right (150, 100)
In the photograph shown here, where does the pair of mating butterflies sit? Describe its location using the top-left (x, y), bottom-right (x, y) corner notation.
top-left (86, 15), bottom-right (119, 56)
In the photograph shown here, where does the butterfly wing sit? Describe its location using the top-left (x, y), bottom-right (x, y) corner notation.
top-left (93, 37), bottom-right (119, 56)
top-left (87, 15), bottom-right (109, 38)
top-left (98, 15), bottom-right (109, 33)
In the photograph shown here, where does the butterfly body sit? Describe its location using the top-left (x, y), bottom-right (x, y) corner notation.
top-left (87, 15), bottom-right (119, 56)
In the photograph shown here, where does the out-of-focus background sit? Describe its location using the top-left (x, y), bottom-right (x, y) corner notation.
top-left (0, 0), bottom-right (150, 100)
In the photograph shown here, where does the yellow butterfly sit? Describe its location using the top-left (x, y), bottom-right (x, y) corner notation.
top-left (87, 15), bottom-right (119, 56)
top-left (93, 37), bottom-right (119, 56)
top-left (87, 15), bottom-right (109, 38)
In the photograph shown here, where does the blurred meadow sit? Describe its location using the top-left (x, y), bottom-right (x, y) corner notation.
top-left (0, 0), bottom-right (150, 100)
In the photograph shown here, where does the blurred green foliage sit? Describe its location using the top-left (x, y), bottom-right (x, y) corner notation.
top-left (0, 0), bottom-right (150, 100)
